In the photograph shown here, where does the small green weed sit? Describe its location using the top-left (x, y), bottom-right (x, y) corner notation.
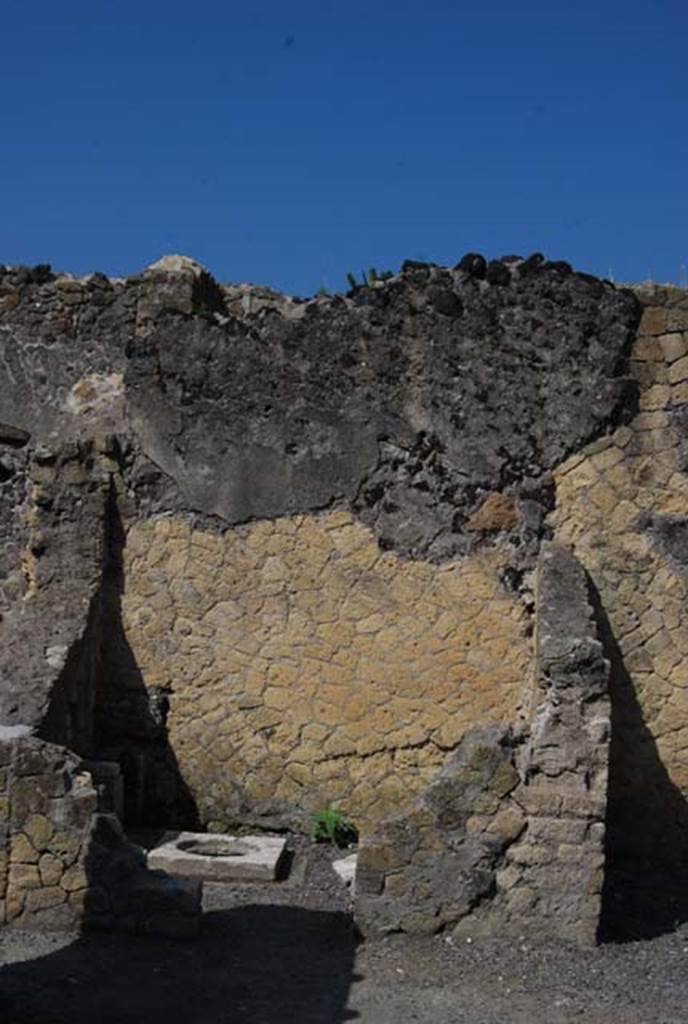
top-left (345, 267), bottom-right (394, 291)
top-left (311, 808), bottom-right (358, 848)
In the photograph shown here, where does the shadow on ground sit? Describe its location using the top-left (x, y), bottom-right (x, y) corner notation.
top-left (0, 904), bottom-right (360, 1024)
top-left (591, 581), bottom-right (688, 942)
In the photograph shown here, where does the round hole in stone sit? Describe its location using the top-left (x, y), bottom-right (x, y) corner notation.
top-left (177, 838), bottom-right (254, 858)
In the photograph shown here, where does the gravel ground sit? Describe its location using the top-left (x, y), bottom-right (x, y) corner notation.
top-left (2, 837), bottom-right (688, 1024)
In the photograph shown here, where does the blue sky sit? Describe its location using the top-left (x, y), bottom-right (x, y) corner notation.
top-left (1, 1), bottom-right (686, 294)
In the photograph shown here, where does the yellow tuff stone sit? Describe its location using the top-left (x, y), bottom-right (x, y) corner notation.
top-left (639, 307), bottom-right (668, 335)
top-left (120, 510), bottom-right (529, 827)
top-left (631, 336), bottom-right (663, 362)
top-left (10, 834), bottom-right (38, 864)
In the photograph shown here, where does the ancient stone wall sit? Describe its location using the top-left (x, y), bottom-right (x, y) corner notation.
top-left (117, 513), bottom-right (531, 830)
top-left (1, 253), bottom-right (687, 897)
top-left (0, 423), bottom-right (31, 616)
top-left (550, 285), bottom-right (688, 863)
top-left (354, 543), bottom-right (610, 944)
top-left (0, 730), bottom-right (200, 935)
top-left (0, 729), bottom-right (97, 931)
top-left (0, 439), bottom-right (112, 739)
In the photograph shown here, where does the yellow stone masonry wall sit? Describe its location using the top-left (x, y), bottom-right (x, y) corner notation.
top-left (550, 290), bottom-right (688, 859)
top-left (120, 512), bottom-right (531, 830)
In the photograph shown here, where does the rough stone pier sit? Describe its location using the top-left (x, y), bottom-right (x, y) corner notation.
top-left (355, 543), bottom-right (610, 944)
top-left (1, 251), bottom-right (687, 942)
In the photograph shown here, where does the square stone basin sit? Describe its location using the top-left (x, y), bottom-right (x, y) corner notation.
top-left (146, 831), bottom-right (287, 882)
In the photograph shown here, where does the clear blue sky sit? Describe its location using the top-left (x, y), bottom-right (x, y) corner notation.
top-left (1, 1), bottom-right (686, 295)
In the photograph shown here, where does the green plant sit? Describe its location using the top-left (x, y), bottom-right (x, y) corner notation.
top-left (345, 268), bottom-right (395, 291)
top-left (311, 808), bottom-right (358, 848)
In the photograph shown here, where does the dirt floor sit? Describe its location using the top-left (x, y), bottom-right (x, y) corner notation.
top-left (2, 838), bottom-right (688, 1024)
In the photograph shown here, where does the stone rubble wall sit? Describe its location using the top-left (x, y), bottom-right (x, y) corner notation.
top-left (355, 543), bottom-right (610, 945)
top-left (0, 265), bottom-right (132, 441)
top-left (0, 729), bottom-right (97, 931)
top-left (0, 438), bottom-right (115, 735)
top-left (499, 543), bottom-right (610, 942)
top-left (1, 253), bottom-right (687, 889)
top-left (0, 730), bottom-right (200, 936)
top-left (117, 513), bottom-right (531, 830)
top-left (0, 423), bottom-right (31, 616)
top-left (0, 431), bottom-right (201, 936)
top-left (550, 285), bottom-right (688, 863)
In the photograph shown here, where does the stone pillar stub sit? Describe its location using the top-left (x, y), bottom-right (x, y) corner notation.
top-left (355, 542), bottom-right (611, 945)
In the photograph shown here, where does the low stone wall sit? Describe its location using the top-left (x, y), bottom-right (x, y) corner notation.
top-left (355, 544), bottom-right (610, 945)
top-left (2, 730), bottom-right (99, 930)
top-left (0, 730), bottom-right (200, 937)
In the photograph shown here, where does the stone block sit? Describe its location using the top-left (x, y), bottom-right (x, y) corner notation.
top-left (11, 775), bottom-right (66, 824)
top-left (487, 805), bottom-right (526, 843)
top-left (50, 787), bottom-right (97, 829)
top-left (383, 872), bottom-right (408, 897)
top-left (632, 336), bottom-right (663, 361)
top-left (8, 863), bottom-right (41, 889)
top-left (10, 832), bottom-right (38, 864)
top-left (399, 911), bottom-right (439, 935)
top-left (38, 852), bottom-right (64, 886)
top-left (506, 842), bottom-right (552, 867)
top-left (60, 863), bottom-right (89, 892)
top-left (488, 761), bottom-right (520, 799)
top-left (48, 830), bottom-right (83, 867)
top-left (12, 740), bottom-right (67, 778)
top-left (669, 355), bottom-right (688, 384)
top-left (24, 885), bottom-right (67, 914)
top-left (147, 832), bottom-right (287, 882)
top-left (79, 762), bottom-right (124, 819)
top-left (5, 888), bottom-right (25, 922)
top-left (525, 816), bottom-right (589, 845)
top-left (495, 864), bottom-right (521, 891)
top-left (639, 307), bottom-right (668, 335)
top-left (667, 309), bottom-right (688, 331)
top-left (660, 332), bottom-right (688, 363)
top-left (355, 864), bottom-right (385, 896)
top-left (24, 814), bottom-right (54, 850)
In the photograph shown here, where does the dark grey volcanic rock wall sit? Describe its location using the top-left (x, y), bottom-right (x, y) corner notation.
top-left (125, 256), bottom-right (639, 559)
top-left (0, 266), bottom-right (134, 439)
top-left (0, 255), bottom-right (640, 568)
